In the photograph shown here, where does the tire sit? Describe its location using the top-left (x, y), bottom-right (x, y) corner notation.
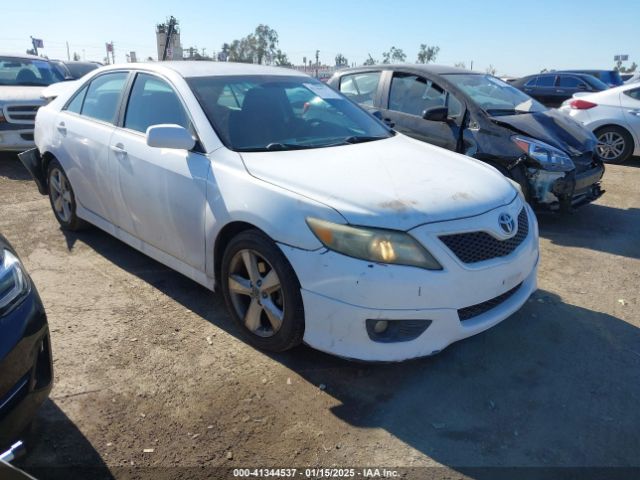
top-left (46, 159), bottom-right (87, 231)
top-left (220, 230), bottom-right (305, 352)
top-left (595, 126), bottom-right (634, 164)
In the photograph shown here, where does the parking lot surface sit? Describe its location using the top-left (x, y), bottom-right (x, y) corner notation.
top-left (1, 153), bottom-right (639, 479)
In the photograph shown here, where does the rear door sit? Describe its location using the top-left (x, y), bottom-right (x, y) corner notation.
top-left (555, 75), bottom-right (588, 105)
top-left (534, 74), bottom-right (558, 106)
top-left (378, 71), bottom-right (463, 151)
top-left (109, 72), bottom-right (209, 270)
top-left (54, 71), bottom-right (130, 223)
top-left (621, 87), bottom-right (640, 150)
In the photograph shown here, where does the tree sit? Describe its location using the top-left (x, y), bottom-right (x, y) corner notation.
top-left (274, 49), bottom-right (292, 67)
top-left (253, 24), bottom-right (279, 65)
top-left (382, 46), bottom-right (406, 64)
top-left (228, 36), bottom-right (256, 63)
top-left (335, 53), bottom-right (349, 68)
top-left (363, 54), bottom-right (377, 66)
top-left (454, 61), bottom-right (466, 69)
top-left (617, 61), bottom-right (637, 73)
top-left (486, 64), bottom-right (497, 76)
top-left (416, 44), bottom-right (440, 64)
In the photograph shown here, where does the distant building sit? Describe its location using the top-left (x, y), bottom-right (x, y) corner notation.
top-left (156, 17), bottom-right (183, 61)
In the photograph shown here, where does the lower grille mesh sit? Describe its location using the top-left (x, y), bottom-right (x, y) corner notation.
top-left (458, 283), bottom-right (523, 321)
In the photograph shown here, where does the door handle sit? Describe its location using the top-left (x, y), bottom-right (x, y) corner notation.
top-left (56, 122), bottom-right (67, 134)
top-left (110, 143), bottom-right (127, 155)
top-left (629, 110), bottom-right (640, 117)
top-left (556, 89), bottom-right (565, 93)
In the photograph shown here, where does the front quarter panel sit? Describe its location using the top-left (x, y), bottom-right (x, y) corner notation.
top-left (205, 147), bottom-right (346, 278)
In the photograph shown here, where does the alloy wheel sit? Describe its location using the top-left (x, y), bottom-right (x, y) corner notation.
top-left (596, 131), bottom-right (626, 161)
top-left (227, 249), bottom-right (285, 338)
top-left (49, 168), bottom-right (73, 223)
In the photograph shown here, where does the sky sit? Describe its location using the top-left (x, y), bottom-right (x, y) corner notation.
top-left (3, 0), bottom-right (639, 77)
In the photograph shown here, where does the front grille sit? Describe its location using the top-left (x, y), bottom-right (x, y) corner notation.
top-left (4, 105), bottom-right (39, 124)
top-left (439, 208), bottom-right (529, 264)
top-left (458, 283), bottom-right (522, 321)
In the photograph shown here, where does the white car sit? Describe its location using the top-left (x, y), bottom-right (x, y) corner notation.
top-left (19, 62), bottom-right (538, 362)
top-left (0, 53), bottom-right (66, 151)
top-left (559, 83), bottom-right (640, 164)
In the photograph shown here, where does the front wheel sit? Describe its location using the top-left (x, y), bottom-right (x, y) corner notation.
top-left (220, 230), bottom-right (305, 352)
top-left (47, 159), bottom-right (87, 231)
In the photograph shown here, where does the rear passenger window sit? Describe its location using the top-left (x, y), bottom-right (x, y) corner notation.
top-left (339, 71), bottom-right (381, 107)
top-left (81, 72), bottom-right (128, 124)
top-left (524, 77), bottom-right (538, 87)
top-left (624, 88), bottom-right (640, 101)
top-left (389, 73), bottom-right (446, 116)
top-left (124, 73), bottom-right (190, 133)
top-left (64, 85), bottom-right (88, 114)
top-left (537, 75), bottom-right (556, 87)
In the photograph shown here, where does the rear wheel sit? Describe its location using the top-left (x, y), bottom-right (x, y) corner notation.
top-left (47, 159), bottom-right (87, 230)
top-left (220, 230), bottom-right (305, 352)
top-left (595, 126), bottom-right (633, 164)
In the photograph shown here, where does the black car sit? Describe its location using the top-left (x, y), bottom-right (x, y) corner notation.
top-left (328, 65), bottom-right (604, 211)
top-left (50, 60), bottom-right (100, 80)
top-left (510, 72), bottom-right (608, 107)
top-left (558, 69), bottom-right (623, 88)
top-left (0, 235), bottom-right (52, 450)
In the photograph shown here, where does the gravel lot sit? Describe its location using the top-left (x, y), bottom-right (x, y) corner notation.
top-left (1, 153), bottom-right (639, 479)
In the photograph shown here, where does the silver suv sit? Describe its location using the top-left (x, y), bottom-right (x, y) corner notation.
top-left (0, 54), bottom-right (64, 152)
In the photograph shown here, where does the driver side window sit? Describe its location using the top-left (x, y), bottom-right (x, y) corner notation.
top-left (389, 73), bottom-right (451, 117)
top-left (124, 73), bottom-right (191, 133)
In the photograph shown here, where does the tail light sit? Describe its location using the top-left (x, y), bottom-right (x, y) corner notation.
top-left (569, 99), bottom-right (597, 110)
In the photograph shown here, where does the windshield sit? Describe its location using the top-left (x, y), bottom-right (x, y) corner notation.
top-left (0, 56), bottom-right (65, 86)
top-left (187, 75), bottom-right (393, 152)
top-left (444, 73), bottom-right (547, 116)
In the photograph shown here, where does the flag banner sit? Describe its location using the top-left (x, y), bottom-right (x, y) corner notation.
top-left (32, 38), bottom-right (44, 48)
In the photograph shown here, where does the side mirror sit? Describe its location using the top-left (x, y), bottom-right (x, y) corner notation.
top-left (371, 110), bottom-right (384, 120)
top-left (422, 106), bottom-right (449, 122)
top-left (146, 124), bottom-right (195, 150)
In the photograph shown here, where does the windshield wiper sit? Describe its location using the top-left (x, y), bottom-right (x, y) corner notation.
top-left (264, 142), bottom-right (315, 151)
top-left (342, 135), bottom-right (388, 144)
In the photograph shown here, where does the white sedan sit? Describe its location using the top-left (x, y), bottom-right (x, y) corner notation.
top-left (559, 83), bottom-right (640, 164)
top-left (19, 62), bottom-right (538, 361)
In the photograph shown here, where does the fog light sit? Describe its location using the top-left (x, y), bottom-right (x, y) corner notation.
top-left (373, 320), bottom-right (389, 334)
top-left (365, 319), bottom-right (432, 343)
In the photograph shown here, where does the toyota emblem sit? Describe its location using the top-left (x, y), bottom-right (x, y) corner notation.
top-left (498, 213), bottom-right (516, 235)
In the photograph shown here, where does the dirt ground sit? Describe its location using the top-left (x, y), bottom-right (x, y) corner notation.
top-left (1, 153), bottom-right (639, 480)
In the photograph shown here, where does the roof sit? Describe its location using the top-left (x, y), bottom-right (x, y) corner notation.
top-left (100, 61), bottom-right (310, 78)
top-left (0, 52), bottom-right (51, 61)
top-left (334, 63), bottom-right (477, 76)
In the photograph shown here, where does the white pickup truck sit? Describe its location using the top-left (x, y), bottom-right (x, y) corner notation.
top-left (0, 53), bottom-right (65, 152)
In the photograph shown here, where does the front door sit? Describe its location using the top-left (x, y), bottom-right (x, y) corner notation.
top-left (380, 72), bottom-right (462, 151)
top-left (110, 72), bottom-right (209, 270)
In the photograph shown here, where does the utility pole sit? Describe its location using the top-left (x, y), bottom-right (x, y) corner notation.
top-left (201, 47), bottom-right (206, 58)
top-left (162, 16), bottom-right (178, 61)
top-left (66, 42), bottom-right (70, 61)
top-left (315, 50), bottom-right (319, 79)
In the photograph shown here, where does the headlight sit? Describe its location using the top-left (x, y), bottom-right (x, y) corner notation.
top-left (0, 249), bottom-right (31, 315)
top-left (512, 135), bottom-right (575, 172)
top-left (306, 218), bottom-right (442, 270)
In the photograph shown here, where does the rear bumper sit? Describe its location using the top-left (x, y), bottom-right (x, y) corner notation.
top-left (0, 292), bottom-right (53, 449)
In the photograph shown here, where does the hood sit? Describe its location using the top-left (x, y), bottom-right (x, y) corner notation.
top-left (0, 85), bottom-right (47, 103)
top-left (41, 80), bottom-right (79, 101)
top-left (490, 109), bottom-right (596, 156)
top-left (240, 135), bottom-right (516, 230)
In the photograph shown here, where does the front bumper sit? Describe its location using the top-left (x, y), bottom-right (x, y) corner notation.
top-left (0, 291), bottom-right (53, 449)
top-left (280, 200), bottom-right (539, 362)
top-left (0, 127), bottom-right (35, 153)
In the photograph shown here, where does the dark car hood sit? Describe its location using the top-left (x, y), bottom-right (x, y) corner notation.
top-left (490, 109), bottom-right (596, 156)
